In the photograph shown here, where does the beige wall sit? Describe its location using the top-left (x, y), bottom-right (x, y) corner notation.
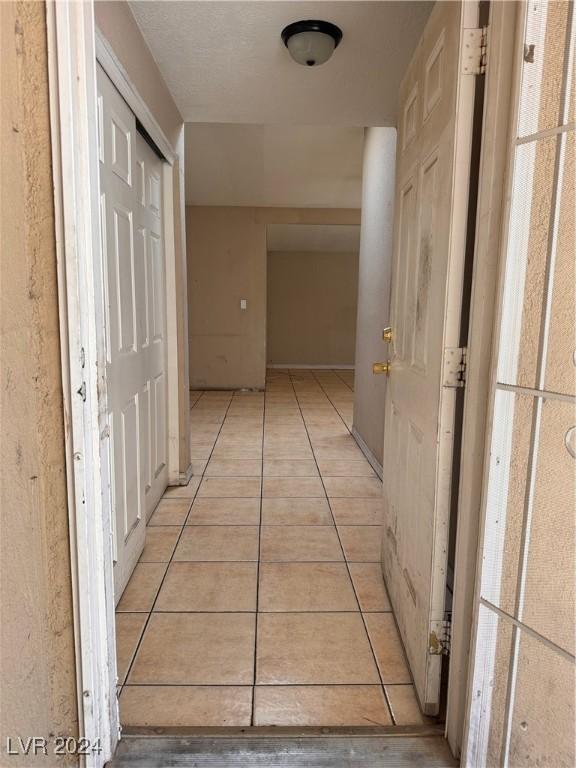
top-left (187, 207), bottom-right (267, 390)
top-left (187, 207), bottom-right (361, 389)
top-left (0, 3), bottom-right (78, 764)
top-left (94, 1), bottom-right (182, 148)
top-left (95, 1), bottom-right (191, 479)
top-left (267, 251), bottom-right (359, 366)
top-left (352, 128), bottom-right (397, 467)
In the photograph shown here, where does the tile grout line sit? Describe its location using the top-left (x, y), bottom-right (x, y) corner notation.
top-left (146, 521), bottom-right (381, 527)
top-left (314, 371), bottom-right (398, 723)
top-left (251, 388), bottom-right (266, 726)
top-left (123, 558), bottom-right (383, 565)
top-left (120, 390), bottom-right (235, 697)
top-left (123, 609), bottom-right (391, 614)
top-left (121, 682), bottom-right (418, 689)
top-left (115, 389), bottom-right (208, 696)
top-left (202, 394), bottom-right (265, 714)
top-left (288, 370), bottom-right (397, 726)
top-left (331, 368), bottom-right (355, 394)
top-left (310, 369), bottom-right (355, 438)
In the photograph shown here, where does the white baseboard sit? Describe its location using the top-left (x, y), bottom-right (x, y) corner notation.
top-left (352, 427), bottom-right (383, 479)
top-left (267, 363), bottom-right (355, 370)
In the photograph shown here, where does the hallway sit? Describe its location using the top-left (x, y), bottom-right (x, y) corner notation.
top-left (115, 369), bottom-right (428, 728)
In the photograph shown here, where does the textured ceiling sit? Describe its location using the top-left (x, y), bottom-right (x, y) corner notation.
top-left (267, 224), bottom-right (360, 252)
top-left (185, 123), bottom-right (364, 207)
top-left (130, 1), bottom-right (433, 126)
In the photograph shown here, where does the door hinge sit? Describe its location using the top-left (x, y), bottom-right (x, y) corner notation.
top-left (462, 26), bottom-right (488, 75)
top-left (443, 347), bottom-right (467, 388)
top-left (429, 615), bottom-right (452, 656)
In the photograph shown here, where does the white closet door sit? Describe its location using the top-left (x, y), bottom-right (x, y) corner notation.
top-left (97, 65), bottom-right (168, 602)
top-left (134, 133), bottom-right (168, 517)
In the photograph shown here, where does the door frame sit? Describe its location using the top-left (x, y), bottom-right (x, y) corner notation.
top-left (461, 0), bottom-right (576, 759)
top-left (45, 0), bottom-right (519, 763)
top-left (46, 3), bottom-right (185, 764)
top-left (445, 0), bottom-right (519, 757)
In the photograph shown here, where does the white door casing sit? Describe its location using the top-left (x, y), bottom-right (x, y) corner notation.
top-left (97, 66), bottom-right (168, 600)
top-left (464, 1), bottom-right (575, 763)
top-left (48, 3), bottom-right (186, 757)
top-left (381, 1), bottom-right (478, 715)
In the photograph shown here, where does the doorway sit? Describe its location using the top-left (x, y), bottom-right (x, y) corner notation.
top-left (266, 223), bottom-right (360, 372)
top-left (47, 3), bottom-right (190, 760)
top-left (48, 0), bottom-right (514, 763)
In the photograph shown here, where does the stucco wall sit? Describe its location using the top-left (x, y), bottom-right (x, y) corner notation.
top-left (187, 207), bottom-right (361, 389)
top-left (352, 128), bottom-right (397, 467)
top-left (267, 251), bottom-right (359, 367)
top-left (0, 3), bottom-right (78, 765)
top-left (467, 3), bottom-right (575, 764)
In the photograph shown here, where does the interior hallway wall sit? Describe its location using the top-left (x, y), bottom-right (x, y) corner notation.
top-left (94, 0), bottom-right (181, 147)
top-left (267, 251), bottom-right (359, 367)
top-left (352, 128), bottom-right (397, 469)
top-left (187, 207), bottom-right (361, 389)
top-left (0, 3), bottom-right (78, 763)
top-left (95, 1), bottom-right (191, 479)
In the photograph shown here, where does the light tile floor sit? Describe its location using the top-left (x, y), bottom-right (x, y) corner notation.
top-left (116, 369), bottom-right (431, 729)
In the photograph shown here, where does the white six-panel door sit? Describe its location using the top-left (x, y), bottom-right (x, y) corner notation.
top-left (381, 1), bottom-right (477, 714)
top-left (97, 66), bottom-right (168, 602)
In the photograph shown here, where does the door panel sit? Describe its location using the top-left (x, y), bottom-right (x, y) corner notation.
top-left (111, 115), bottom-right (132, 185)
top-left (113, 206), bottom-right (136, 353)
top-left (382, 0), bottom-right (477, 714)
top-left (413, 151), bottom-right (438, 371)
top-left (154, 371), bottom-right (167, 477)
top-left (141, 380), bottom-right (152, 494)
top-left (393, 178), bottom-right (417, 361)
top-left (150, 231), bottom-right (164, 341)
top-left (121, 394), bottom-right (140, 537)
top-left (98, 65), bottom-right (168, 602)
top-left (138, 144), bottom-right (167, 499)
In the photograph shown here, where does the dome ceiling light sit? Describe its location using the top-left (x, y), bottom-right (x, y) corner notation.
top-left (281, 20), bottom-right (343, 67)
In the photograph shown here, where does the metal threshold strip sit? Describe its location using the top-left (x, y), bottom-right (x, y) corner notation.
top-left (110, 725), bottom-right (457, 767)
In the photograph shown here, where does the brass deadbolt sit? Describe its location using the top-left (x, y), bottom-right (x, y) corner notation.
top-left (382, 327), bottom-right (393, 343)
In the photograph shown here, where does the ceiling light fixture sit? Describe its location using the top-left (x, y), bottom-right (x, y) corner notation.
top-left (281, 20), bottom-right (343, 67)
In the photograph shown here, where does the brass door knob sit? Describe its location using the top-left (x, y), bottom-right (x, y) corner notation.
top-left (382, 327), bottom-right (393, 343)
top-left (373, 361), bottom-right (391, 376)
